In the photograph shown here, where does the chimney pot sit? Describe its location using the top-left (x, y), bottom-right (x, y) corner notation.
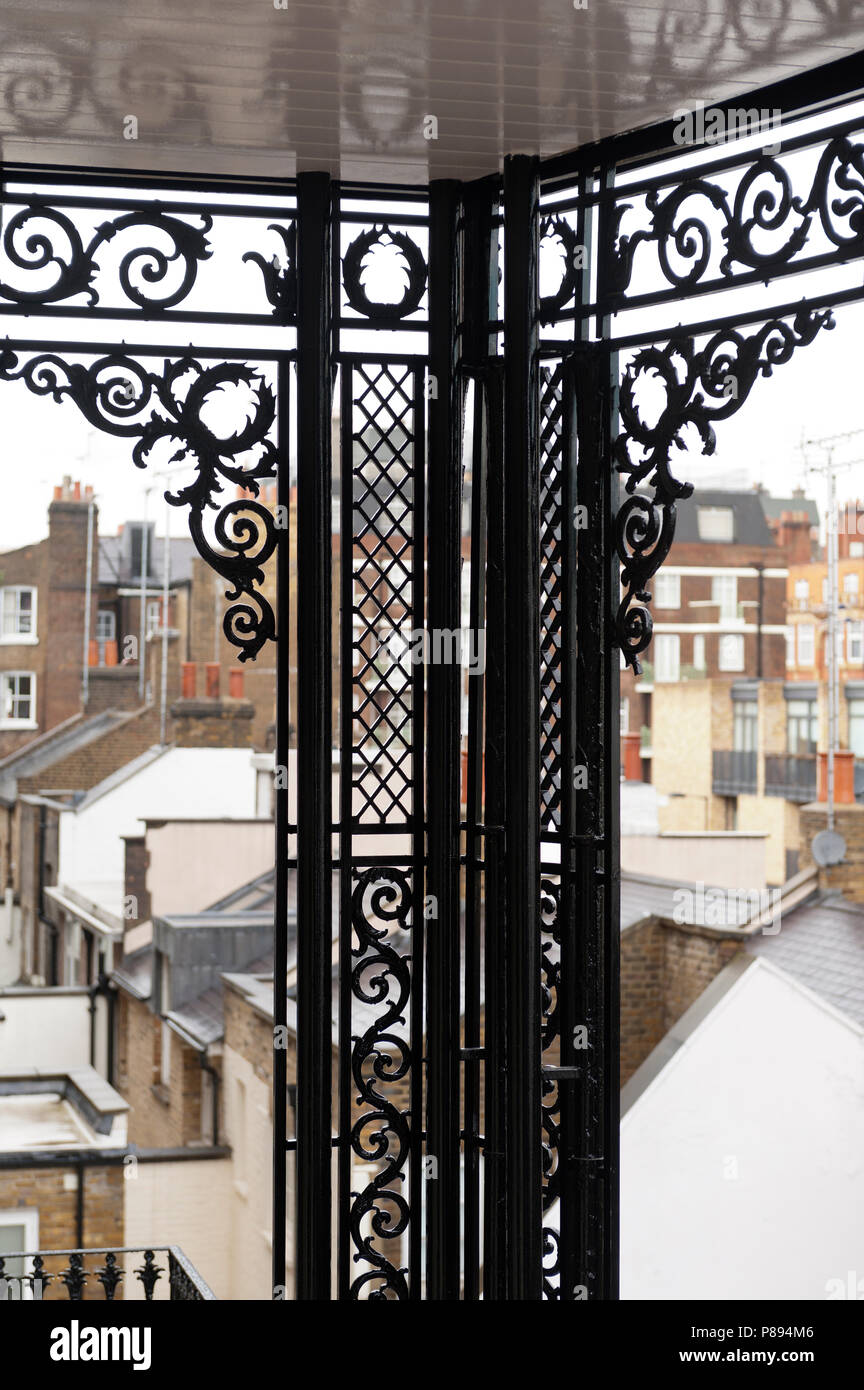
top-left (181, 662), bottom-right (197, 699)
top-left (205, 662), bottom-right (220, 699)
top-left (228, 668), bottom-right (244, 699)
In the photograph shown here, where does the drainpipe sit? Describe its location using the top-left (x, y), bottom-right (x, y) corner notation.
top-left (199, 1052), bottom-right (220, 1147)
top-left (75, 1158), bottom-right (85, 1248)
top-left (756, 564), bottom-right (764, 680)
top-left (88, 973), bottom-right (117, 1083)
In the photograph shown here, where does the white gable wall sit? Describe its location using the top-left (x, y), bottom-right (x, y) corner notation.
top-left (621, 958), bottom-right (864, 1300)
top-left (57, 748), bottom-right (261, 918)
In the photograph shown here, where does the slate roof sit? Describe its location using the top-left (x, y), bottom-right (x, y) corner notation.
top-left (758, 493), bottom-right (820, 527)
top-left (0, 711), bottom-right (133, 806)
top-left (98, 535), bottom-right (197, 587)
top-left (620, 872), bottom-right (692, 931)
top-left (673, 489), bottom-right (777, 547)
top-left (747, 892), bottom-right (864, 1028)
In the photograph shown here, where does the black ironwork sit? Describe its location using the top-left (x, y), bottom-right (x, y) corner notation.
top-left (3, 58), bottom-right (864, 1303)
top-left (765, 755), bottom-right (818, 802)
top-left (0, 343), bottom-right (281, 662)
top-left (713, 749), bottom-right (759, 796)
top-left (0, 1247), bottom-right (213, 1300)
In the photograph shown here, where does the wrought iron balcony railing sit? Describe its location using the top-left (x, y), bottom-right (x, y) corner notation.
top-left (765, 755), bottom-right (818, 803)
top-left (0, 1247), bottom-right (215, 1301)
top-left (712, 749), bottom-right (758, 796)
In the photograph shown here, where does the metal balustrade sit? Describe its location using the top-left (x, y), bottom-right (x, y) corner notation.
top-left (0, 1248), bottom-right (215, 1301)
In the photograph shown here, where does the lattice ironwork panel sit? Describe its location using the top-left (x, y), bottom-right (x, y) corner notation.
top-left (349, 361), bottom-right (419, 827)
top-left (339, 357), bottom-right (423, 1300)
top-left (539, 362), bottom-right (564, 833)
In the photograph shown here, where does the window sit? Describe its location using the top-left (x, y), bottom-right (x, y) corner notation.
top-left (712, 574), bottom-right (738, 621)
top-left (620, 698), bottom-right (629, 733)
top-left (785, 627), bottom-right (795, 668)
top-left (797, 624), bottom-right (815, 666)
top-left (794, 578), bottom-right (809, 609)
top-left (65, 919), bottom-right (80, 986)
top-left (0, 587), bottom-right (36, 640)
top-left (654, 572), bottom-right (680, 609)
top-left (843, 571), bottom-right (860, 598)
top-left (851, 541), bottom-right (864, 558)
top-left (96, 609), bottom-right (116, 642)
top-left (849, 698), bottom-right (864, 757)
top-left (848, 621), bottom-right (864, 665)
top-left (733, 701), bottom-right (758, 752)
top-left (697, 507), bottom-right (734, 542)
top-left (692, 633), bottom-right (706, 671)
top-left (0, 1208), bottom-right (39, 1293)
top-left (654, 634), bottom-right (680, 682)
top-left (718, 634), bottom-right (744, 671)
top-left (146, 599), bottom-right (161, 638)
top-left (0, 672), bottom-right (35, 725)
top-left (787, 699), bottom-right (818, 755)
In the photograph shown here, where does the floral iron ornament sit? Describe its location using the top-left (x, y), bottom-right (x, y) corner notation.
top-left (613, 304), bottom-right (834, 672)
top-left (0, 347), bottom-right (279, 661)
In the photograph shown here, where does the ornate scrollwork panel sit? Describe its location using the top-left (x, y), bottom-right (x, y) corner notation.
top-left (0, 347), bottom-right (279, 660)
top-left (348, 867), bottom-right (413, 1301)
top-left (613, 306), bottom-right (834, 671)
top-left (607, 124), bottom-right (864, 309)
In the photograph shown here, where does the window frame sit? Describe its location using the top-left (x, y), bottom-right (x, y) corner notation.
top-left (654, 633), bottom-right (680, 683)
top-left (0, 586), bottom-right (37, 643)
top-left (718, 633), bottom-right (744, 671)
top-left (654, 571), bottom-right (680, 609)
top-left (0, 670), bottom-right (36, 728)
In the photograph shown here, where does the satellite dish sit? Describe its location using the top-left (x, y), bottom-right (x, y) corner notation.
top-left (812, 829), bottom-right (847, 867)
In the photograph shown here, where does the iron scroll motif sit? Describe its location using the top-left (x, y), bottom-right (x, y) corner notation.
top-left (607, 127), bottom-right (864, 303)
top-left (0, 347), bottom-right (278, 660)
top-left (242, 222), bottom-right (298, 321)
top-left (0, 205), bottom-right (212, 309)
top-left (348, 866), bottom-right (413, 1300)
top-left (342, 226), bottom-right (427, 321)
top-left (613, 305), bottom-right (834, 671)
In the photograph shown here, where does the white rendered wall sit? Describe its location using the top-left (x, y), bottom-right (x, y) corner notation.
top-left (57, 749), bottom-right (261, 917)
top-left (621, 959), bottom-right (864, 1300)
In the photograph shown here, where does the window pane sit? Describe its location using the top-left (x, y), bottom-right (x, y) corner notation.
top-left (697, 507), bottom-right (734, 542)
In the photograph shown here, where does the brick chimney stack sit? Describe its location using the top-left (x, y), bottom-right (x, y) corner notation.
top-left (169, 660), bottom-right (254, 748)
top-left (45, 478), bottom-right (98, 729)
top-left (775, 509), bottom-right (812, 565)
top-left (838, 499), bottom-right (864, 559)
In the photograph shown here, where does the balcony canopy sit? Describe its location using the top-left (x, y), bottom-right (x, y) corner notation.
top-left (2, 1), bottom-right (864, 181)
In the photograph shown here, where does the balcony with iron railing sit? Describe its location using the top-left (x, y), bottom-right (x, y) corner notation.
top-left (712, 749), bottom-right (758, 796)
top-left (764, 755), bottom-right (818, 803)
top-left (0, 1247), bottom-right (215, 1302)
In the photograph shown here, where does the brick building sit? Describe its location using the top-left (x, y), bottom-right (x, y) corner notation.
top-left (622, 487), bottom-right (806, 782)
top-left (0, 1065), bottom-right (128, 1296)
top-left (0, 478), bottom-right (99, 758)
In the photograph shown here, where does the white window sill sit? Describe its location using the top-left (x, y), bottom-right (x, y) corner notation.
top-left (0, 719), bottom-right (37, 730)
top-left (0, 634), bottom-right (38, 645)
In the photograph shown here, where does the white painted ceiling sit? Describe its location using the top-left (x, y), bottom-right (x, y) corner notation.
top-left (0, 1), bottom-right (863, 182)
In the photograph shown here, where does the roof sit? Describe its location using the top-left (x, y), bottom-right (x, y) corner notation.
top-left (0, 711), bottom-right (132, 806)
top-left (747, 891), bottom-right (864, 1029)
top-left (620, 872), bottom-right (695, 932)
top-left (758, 493), bottom-right (821, 526)
top-left (672, 489), bottom-right (777, 548)
top-left (98, 534), bottom-right (196, 587)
